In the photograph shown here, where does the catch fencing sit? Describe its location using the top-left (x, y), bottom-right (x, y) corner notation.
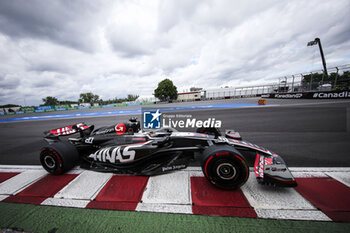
top-left (201, 64), bottom-right (350, 100)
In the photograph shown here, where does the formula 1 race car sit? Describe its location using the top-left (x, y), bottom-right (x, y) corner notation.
top-left (40, 118), bottom-right (297, 189)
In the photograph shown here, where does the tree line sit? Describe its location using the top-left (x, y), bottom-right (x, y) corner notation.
top-left (42, 93), bottom-right (139, 106)
top-left (302, 71), bottom-right (350, 90)
top-left (1, 78), bottom-right (179, 108)
top-left (43, 78), bottom-right (179, 106)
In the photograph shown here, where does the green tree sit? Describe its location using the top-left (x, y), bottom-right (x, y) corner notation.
top-left (79, 92), bottom-right (99, 106)
top-left (154, 79), bottom-right (178, 101)
top-left (42, 96), bottom-right (59, 106)
top-left (301, 73), bottom-right (324, 84)
top-left (0, 104), bottom-right (20, 108)
top-left (302, 71), bottom-right (350, 90)
top-left (335, 71), bottom-right (350, 90)
top-left (59, 100), bottom-right (78, 105)
top-left (127, 94), bottom-right (139, 101)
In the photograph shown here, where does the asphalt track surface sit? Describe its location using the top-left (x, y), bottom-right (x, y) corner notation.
top-left (0, 98), bottom-right (349, 167)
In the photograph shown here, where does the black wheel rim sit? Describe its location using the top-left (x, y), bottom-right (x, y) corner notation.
top-left (216, 162), bottom-right (236, 180)
top-left (44, 155), bottom-right (56, 169)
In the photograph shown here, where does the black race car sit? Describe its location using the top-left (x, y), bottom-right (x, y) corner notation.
top-left (40, 118), bottom-right (297, 189)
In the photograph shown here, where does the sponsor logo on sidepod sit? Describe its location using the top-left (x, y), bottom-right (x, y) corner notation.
top-left (89, 142), bottom-right (151, 163)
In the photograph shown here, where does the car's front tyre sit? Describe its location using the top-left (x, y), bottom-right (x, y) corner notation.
top-left (201, 144), bottom-right (249, 189)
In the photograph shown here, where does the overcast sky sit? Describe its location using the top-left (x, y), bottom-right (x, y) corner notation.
top-left (1, 0), bottom-right (350, 106)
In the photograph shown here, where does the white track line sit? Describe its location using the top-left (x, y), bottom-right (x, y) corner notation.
top-left (255, 209), bottom-right (331, 221)
top-left (54, 170), bottom-right (112, 200)
top-left (291, 172), bottom-right (328, 178)
top-left (0, 165), bottom-right (45, 173)
top-left (241, 174), bottom-right (315, 210)
top-left (140, 171), bottom-right (190, 205)
top-left (241, 173), bottom-right (331, 221)
top-left (137, 171), bottom-right (193, 213)
top-left (41, 198), bottom-right (90, 208)
top-left (0, 170), bottom-right (47, 195)
top-left (136, 203), bottom-right (192, 214)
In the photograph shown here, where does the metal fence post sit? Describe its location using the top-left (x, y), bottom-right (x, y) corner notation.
top-left (310, 72), bottom-right (313, 91)
top-left (321, 71), bottom-right (325, 85)
top-left (334, 67), bottom-right (339, 89)
top-left (278, 77), bottom-right (281, 92)
top-left (284, 76), bottom-right (287, 92)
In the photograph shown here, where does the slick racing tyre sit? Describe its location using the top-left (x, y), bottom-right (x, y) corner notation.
top-left (201, 145), bottom-right (249, 189)
top-left (40, 141), bottom-right (79, 175)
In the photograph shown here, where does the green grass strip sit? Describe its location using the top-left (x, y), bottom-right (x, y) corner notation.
top-left (0, 202), bottom-right (349, 233)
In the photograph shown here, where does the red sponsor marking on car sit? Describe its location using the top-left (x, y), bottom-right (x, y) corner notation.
top-left (133, 137), bottom-right (147, 141)
top-left (254, 153), bottom-right (260, 178)
top-left (204, 156), bottom-right (214, 177)
top-left (115, 123), bottom-right (126, 135)
top-left (51, 126), bottom-right (75, 135)
top-left (258, 156), bottom-right (264, 178)
top-left (253, 154), bottom-right (264, 178)
top-left (50, 149), bottom-right (62, 174)
top-left (215, 152), bottom-right (230, 156)
top-left (49, 123), bottom-right (90, 136)
top-left (225, 134), bottom-right (242, 140)
top-left (264, 158), bottom-right (273, 165)
top-left (234, 154), bottom-right (249, 180)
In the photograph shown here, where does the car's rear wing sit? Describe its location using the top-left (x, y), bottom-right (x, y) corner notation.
top-left (44, 123), bottom-right (93, 138)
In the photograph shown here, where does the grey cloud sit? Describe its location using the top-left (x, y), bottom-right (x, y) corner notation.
top-left (29, 73), bottom-right (70, 89)
top-left (1, 0), bottom-right (350, 106)
top-left (30, 80), bottom-right (56, 88)
top-left (108, 37), bottom-right (152, 58)
top-left (325, 23), bottom-right (350, 48)
top-left (157, 0), bottom-right (280, 32)
top-left (29, 62), bottom-right (74, 74)
top-left (0, 0), bottom-right (106, 53)
top-left (107, 26), bottom-right (155, 58)
top-left (0, 75), bottom-right (21, 89)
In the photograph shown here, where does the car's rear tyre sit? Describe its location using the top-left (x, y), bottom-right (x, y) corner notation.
top-left (201, 145), bottom-right (249, 189)
top-left (40, 141), bottom-right (79, 175)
